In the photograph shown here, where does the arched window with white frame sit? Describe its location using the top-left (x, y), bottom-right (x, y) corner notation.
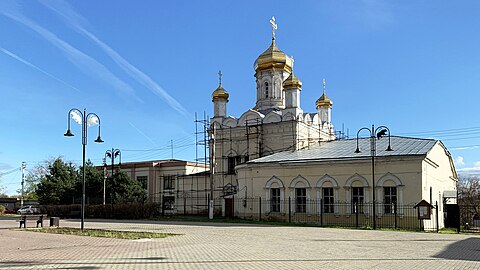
top-left (265, 176), bottom-right (285, 213)
top-left (290, 175), bottom-right (311, 213)
top-left (377, 173), bottom-right (404, 215)
top-left (345, 174), bottom-right (370, 215)
top-left (316, 174), bottom-right (339, 214)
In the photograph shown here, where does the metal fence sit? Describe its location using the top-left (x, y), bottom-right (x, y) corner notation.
top-left (459, 204), bottom-right (480, 233)
top-left (173, 197), bottom-right (440, 231)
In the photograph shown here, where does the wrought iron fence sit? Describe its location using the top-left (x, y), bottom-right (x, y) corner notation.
top-left (173, 197), bottom-right (440, 231)
top-left (459, 204), bottom-right (480, 233)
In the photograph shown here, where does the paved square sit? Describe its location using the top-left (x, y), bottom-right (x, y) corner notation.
top-left (0, 217), bottom-right (479, 269)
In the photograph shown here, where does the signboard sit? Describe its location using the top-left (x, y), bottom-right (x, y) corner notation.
top-left (222, 183), bottom-right (238, 197)
top-left (414, 200), bottom-right (434, 220)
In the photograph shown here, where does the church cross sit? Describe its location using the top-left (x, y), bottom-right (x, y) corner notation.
top-left (322, 78), bottom-right (326, 94)
top-left (218, 70), bottom-right (223, 85)
top-left (269, 16), bottom-right (277, 40)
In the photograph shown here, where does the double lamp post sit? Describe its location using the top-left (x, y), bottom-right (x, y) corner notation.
top-left (64, 108), bottom-right (103, 230)
top-left (104, 149), bottom-right (121, 206)
top-left (355, 125), bottom-right (392, 230)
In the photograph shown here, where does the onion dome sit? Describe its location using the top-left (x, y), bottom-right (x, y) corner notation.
top-left (316, 92), bottom-right (332, 108)
top-left (283, 72), bottom-right (302, 89)
top-left (254, 39), bottom-right (293, 73)
top-left (212, 84), bottom-right (229, 101)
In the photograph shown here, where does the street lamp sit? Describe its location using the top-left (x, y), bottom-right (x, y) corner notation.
top-left (64, 108), bottom-right (104, 230)
top-left (355, 125), bottom-right (392, 230)
top-left (104, 148), bottom-right (121, 206)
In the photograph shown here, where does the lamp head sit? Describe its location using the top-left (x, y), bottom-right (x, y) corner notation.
top-left (94, 136), bottom-right (104, 143)
top-left (64, 129), bottom-right (74, 137)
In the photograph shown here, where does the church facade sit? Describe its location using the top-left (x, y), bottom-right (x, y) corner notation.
top-left (206, 20), bottom-right (457, 229)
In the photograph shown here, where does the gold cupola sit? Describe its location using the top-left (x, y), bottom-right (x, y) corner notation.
top-left (283, 71), bottom-right (302, 89)
top-left (316, 92), bottom-right (332, 108)
top-left (316, 79), bottom-right (332, 108)
top-left (212, 84), bottom-right (229, 101)
top-left (212, 70), bottom-right (229, 102)
top-left (254, 39), bottom-right (293, 73)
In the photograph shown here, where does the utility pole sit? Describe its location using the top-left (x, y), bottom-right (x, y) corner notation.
top-left (21, 162), bottom-right (26, 207)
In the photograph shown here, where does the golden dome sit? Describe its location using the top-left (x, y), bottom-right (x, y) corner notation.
top-left (283, 72), bottom-right (302, 89)
top-left (316, 92), bottom-right (332, 108)
top-left (254, 39), bottom-right (293, 73)
top-left (212, 84), bottom-right (229, 101)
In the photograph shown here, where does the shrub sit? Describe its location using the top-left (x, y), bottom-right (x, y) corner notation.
top-left (0, 205), bottom-right (5, 214)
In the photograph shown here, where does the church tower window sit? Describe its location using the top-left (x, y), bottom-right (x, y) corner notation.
top-left (264, 82), bottom-right (269, 98)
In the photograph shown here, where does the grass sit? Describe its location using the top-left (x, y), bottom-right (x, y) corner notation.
top-left (21, 227), bottom-right (176, 239)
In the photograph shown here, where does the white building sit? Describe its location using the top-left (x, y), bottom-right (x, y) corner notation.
top-left (205, 20), bottom-right (457, 229)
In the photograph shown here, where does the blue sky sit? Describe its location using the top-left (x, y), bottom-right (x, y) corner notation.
top-left (1, 0), bottom-right (480, 195)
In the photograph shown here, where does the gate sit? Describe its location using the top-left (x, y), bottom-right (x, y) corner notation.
top-left (225, 198), bottom-right (234, 218)
top-left (445, 204), bottom-right (459, 229)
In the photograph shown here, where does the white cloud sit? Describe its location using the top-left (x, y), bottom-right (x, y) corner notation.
top-left (0, 5), bottom-right (142, 102)
top-left (70, 111), bottom-right (82, 125)
top-left (454, 156), bottom-right (465, 166)
top-left (457, 161), bottom-right (480, 177)
top-left (1, 47), bottom-right (81, 93)
top-left (87, 115), bottom-right (99, 127)
top-left (40, 0), bottom-right (188, 116)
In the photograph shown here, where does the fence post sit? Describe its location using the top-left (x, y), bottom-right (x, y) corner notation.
top-left (394, 202), bottom-right (397, 229)
top-left (436, 201), bottom-right (439, 233)
top-left (259, 197), bottom-right (262, 221)
top-left (355, 202), bottom-right (359, 228)
top-left (320, 199), bottom-right (323, 226)
top-left (232, 195), bottom-right (235, 219)
top-left (184, 196), bottom-right (186, 215)
top-left (288, 197), bottom-right (291, 223)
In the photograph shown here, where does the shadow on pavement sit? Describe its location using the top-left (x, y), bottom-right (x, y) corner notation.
top-left (433, 237), bottom-right (480, 261)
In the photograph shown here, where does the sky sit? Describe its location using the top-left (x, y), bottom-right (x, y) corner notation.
top-left (1, 0), bottom-right (480, 195)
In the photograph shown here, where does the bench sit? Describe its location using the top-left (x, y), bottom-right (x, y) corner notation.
top-left (18, 215), bottom-right (44, 228)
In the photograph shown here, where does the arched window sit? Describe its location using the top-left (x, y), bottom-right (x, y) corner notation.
top-left (290, 176), bottom-right (311, 213)
top-left (264, 82), bottom-right (269, 98)
top-left (316, 175), bottom-right (339, 214)
top-left (265, 177), bottom-right (285, 213)
top-left (377, 173), bottom-right (404, 215)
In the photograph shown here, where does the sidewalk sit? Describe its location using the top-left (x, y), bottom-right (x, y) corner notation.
top-left (0, 217), bottom-right (479, 269)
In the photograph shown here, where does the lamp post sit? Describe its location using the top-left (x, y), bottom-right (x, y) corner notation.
top-left (64, 108), bottom-right (104, 230)
top-left (355, 125), bottom-right (392, 230)
top-left (104, 148), bottom-right (121, 207)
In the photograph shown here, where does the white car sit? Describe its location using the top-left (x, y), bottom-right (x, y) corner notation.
top-left (17, 205), bottom-right (39, 215)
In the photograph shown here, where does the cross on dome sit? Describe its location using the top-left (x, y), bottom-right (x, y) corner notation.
top-left (269, 16), bottom-right (277, 40)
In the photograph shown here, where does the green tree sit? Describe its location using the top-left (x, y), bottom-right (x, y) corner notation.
top-left (107, 171), bottom-right (147, 203)
top-left (36, 158), bottom-right (79, 204)
top-left (80, 160), bottom-right (105, 204)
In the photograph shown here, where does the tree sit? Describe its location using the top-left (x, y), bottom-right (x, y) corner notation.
top-left (79, 160), bottom-right (105, 204)
top-left (16, 163), bottom-right (48, 200)
top-left (107, 171), bottom-right (147, 203)
top-left (36, 158), bottom-right (79, 204)
top-left (458, 176), bottom-right (480, 205)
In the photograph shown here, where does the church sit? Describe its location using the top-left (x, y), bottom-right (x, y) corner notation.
top-left (205, 18), bottom-right (457, 229)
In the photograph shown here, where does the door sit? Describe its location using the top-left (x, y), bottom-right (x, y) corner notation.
top-left (225, 198), bottom-right (234, 218)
